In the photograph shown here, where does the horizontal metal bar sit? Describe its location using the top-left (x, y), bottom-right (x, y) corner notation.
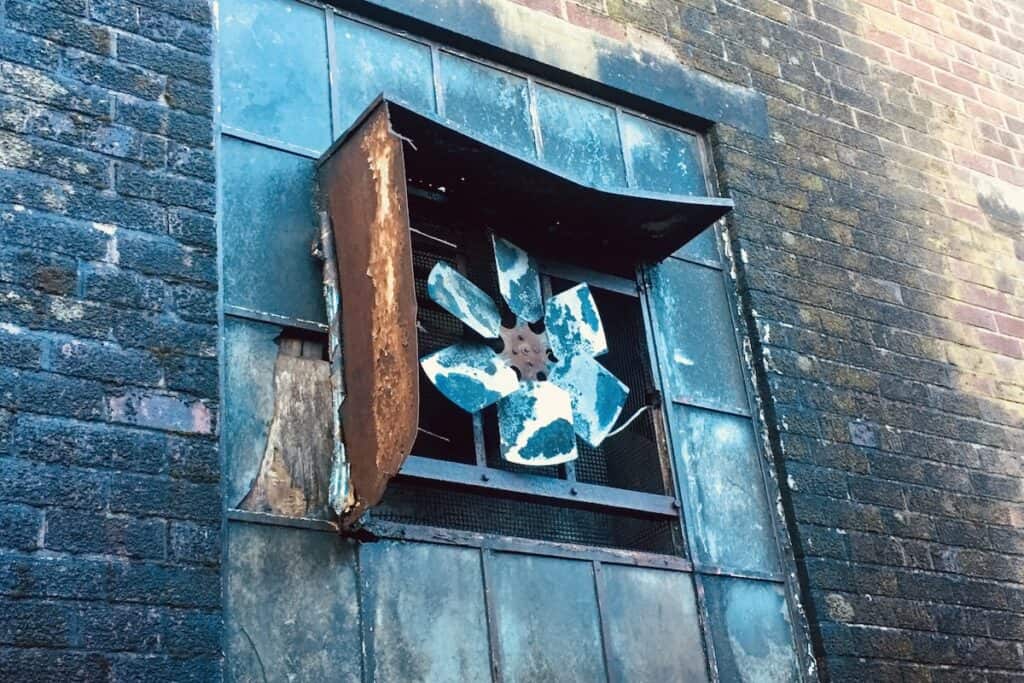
top-left (670, 250), bottom-right (723, 271)
top-left (669, 395), bottom-right (751, 418)
top-left (221, 125), bottom-right (322, 159)
top-left (362, 518), bottom-right (693, 571)
top-left (400, 455), bottom-right (679, 518)
top-left (538, 259), bottom-right (638, 297)
top-left (227, 508), bottom-right (338, 532)
top-left (225, 304), bottom-right (328, 333)
top-left (692, 561), bottom-right (786, 583)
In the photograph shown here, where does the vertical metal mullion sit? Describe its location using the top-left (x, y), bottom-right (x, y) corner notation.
top-left (325, 7), bottom-right (342, 139)
top-left (614, 107), bottom-right (636, 189)
top-left (480, 549), bottom-right (503, 683)
top-left (472, 412), bottom-right (488, 468)
top-left (355, 544), bottom-right (374, 683)
top-left (693, 573), bottom-right (722, 683)
top-left (592, 561), bottom-right (615, 683)
top-left (431, 45), bottom-right (445, 118)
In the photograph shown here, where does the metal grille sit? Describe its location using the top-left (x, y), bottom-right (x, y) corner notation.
top-left (375, 480), bottom-right (681, 554)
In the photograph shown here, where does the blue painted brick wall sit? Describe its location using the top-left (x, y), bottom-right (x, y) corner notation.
top-left (0, 0), bottom-right (220, 679)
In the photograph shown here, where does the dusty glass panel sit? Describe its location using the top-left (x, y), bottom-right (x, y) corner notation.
top-left (219, 0), bottom-right (331, 150)
top-left (534, 84), bottom-right (626, 188)
top-left (702, 576), bottom-right (800, 683)
top-left (225, 522), bottom-right (362, 683)
top-left (223, 317), bottom-right (279, 510)
top-left (675, 228), bottom-right (720, 265)
top-left (672, 406), bottom-right (780, 575)
top-left (221, 137), bottom-right (325, 324)
top-left (333, 16), bottom-right (435, 132)
top-left (601, 565), bottom-right (709, 682)
top-left (360, 542), bottom-right (491, 682)
top-left (438, 52), bottom-right (535, 158)
top-left (647, 258), bottom-right (749, 414)
top-left (621, 112), bottom-right (705, 196)
top-left (487, 553), bottom-right (607, 682)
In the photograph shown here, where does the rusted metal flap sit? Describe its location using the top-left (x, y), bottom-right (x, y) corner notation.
top-left (318, 100), bottom-right (419, 528)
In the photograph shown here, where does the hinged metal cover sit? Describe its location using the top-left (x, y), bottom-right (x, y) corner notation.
top-left (318, 101), bottom-right (419, 528)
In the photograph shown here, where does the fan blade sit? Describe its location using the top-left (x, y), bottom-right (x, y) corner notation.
top-left (544, 282), bottom-right (608, 360)
top-left (427, 262), bottom-right (501, 338)
top-left (549, 354), bottom-right (629, 447)
top-left (492, 236), bottom-right (544, 323)
top-left (497, 381), bottom-right (579, 467)
top-left (420, 343), bottom-right (519, 413)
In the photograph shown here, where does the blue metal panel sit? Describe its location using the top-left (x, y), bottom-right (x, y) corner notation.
top-left (621, 113), bottom-right (705, 197)
top-left (487, 553), bottom-right (607, 682)
top-left (701, 577), bottom-right (800, 683)
top-left (534, 84), bottom-right (626, 188)
top-left (333, 16), bottom-right (435, 132)
top-left (223, 316), bottom-right (279, 510)
top-left (675, 228), bottom-right (720, 265)
top-left (221, 137), bottom-right (325, 324)
top-left (438, 52), bottom-right (535, 158)
top-left (600, 565), bottom-right (709, 682)
top-left (225, 522), bottom-right (362, 683)
top-left (648, 258), bottom-right (749, 414)
top-left (360, 541), bottom-right (492, 682)
top-left (672, 406), bottom-right (780, 576)
top-left (220, 0), bottom-right (331, 150)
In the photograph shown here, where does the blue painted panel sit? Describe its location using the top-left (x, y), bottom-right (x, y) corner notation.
top-left (360, 542), bottom-right (491, 682)
top-left (675, 227), bottom-right (720, 264)
top-left (534, 84), bottom-right (626, 188)
top-left (601, 565), bottom-right (709, 682)
top-left (221, 137), bottom-right (325, 324)
top-left (488, 553), bottom-right (606, 682)
top-left (223, 316), bottom-right (279, 510)
top-left (702, 577), bottom-right (800, 683)
top-left (220, 0), bottom-right (331, 150)
top-left (439, 52), bottom-right (535, 158)
top-left (648, 258), bottom-right (748, 414)
top-left (672, 406), bottom-right (780, 576)
top-left (621, 113), bottom-right (705, 196)
top-left (225, 522), bottom-right (362, 682)
top-left (334, 16), bottom-right (435, 132)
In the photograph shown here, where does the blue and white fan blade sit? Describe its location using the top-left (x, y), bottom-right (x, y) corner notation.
top-left (549, 354), bottom-right (629, 447)
top-left (421, 343), bottom-right (519, 413)
top-left (428, 261), bottom-right (501, 338)
top-left (492, 236), bottom-right (544, 323)
top-left (497, 381), bottom-right (578, 466)
top-left (544, 282), bottom-right (608, 361)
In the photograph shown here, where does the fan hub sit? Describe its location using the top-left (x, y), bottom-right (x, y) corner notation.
top-left (499, 323), bottom-right (552, 382)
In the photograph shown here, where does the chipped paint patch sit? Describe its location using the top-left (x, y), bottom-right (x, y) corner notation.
top-left (108, 390), bottom-right (213, 434)
top-left (50, 299), bottom-right (84, 321)
top-left (498, 381), bottom-right (578, 466)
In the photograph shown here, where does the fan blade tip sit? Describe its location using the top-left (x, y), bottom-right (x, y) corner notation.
top-left (421, 343), bottom-right (518, 413)
top-left (426, 262), bottom-right (502, 338)
top-left (497, 382), bottom-right (578, 467)
top-left (492, 234), bottom-right (544, 323)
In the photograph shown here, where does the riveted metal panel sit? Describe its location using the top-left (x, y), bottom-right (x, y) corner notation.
top-left (534, 84), bottom-right (626, 188)
top-left (671, 406), bottom-right (781, 576)
top-left (360, 541), bottom-right (492, 682)
top-left (225, 522), bottom-right (362, 682)
top-left (438, 52), bottom-right (536, 158)
top-left (221, 138), bottom-right (325, 324)
top-left (600, 565), bottom-right (709, 682)
top-left (701, 576), bottom-right (800, 683)
top-left (333, 16), bottom-right (435, 132)
top-left (220, 0), bottom-right (331, 150)
top-left (487, 552), bottom-right (607, 682)
top-left (647, 258), bottom-right (749, 414)
top-left (318, 101), bottom-right (419, 527)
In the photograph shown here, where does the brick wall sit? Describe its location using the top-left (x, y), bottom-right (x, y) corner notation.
top-left (0, 0), bottom-right (220, 680)
top-left (508, 0), bottom-right (1024, 679)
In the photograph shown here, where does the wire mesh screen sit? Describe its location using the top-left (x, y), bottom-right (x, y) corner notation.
top-left (374, 480), bottom-right (681, 554)
top-left (400, 206), bottom-right (680, 554)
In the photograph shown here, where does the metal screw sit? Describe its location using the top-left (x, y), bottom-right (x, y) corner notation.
top-left (570, 487), bottom-right (578, 496)
top-left (481, 474), bottom-right (490, 482)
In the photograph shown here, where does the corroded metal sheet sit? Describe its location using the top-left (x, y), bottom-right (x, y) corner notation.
top-left (420, 342), bottom-right (519, 414)
top-left (318, 100), bottom-right (418, 528)
top-left (497, 381), bottom-right (578, 467)
top-left (545, 283), bottom-right (608, 361)
top-left (548, 353), bottom-right (628, 447)
top-left (427, 261), bottom-right (502, 338)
